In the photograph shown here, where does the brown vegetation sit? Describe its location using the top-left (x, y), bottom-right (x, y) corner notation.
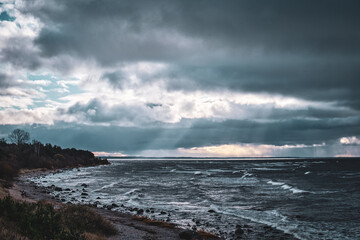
top-left (0, 196), bottom-right (117, 240)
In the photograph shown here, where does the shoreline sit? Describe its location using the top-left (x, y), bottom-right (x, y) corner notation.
top-left (8, 168), bottom-right (221, 240)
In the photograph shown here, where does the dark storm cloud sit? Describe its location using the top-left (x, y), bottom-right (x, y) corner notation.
top-left (0, 72), bottom-right (18, 92)
top-left (0, 37), bottom-right (41, 70)
top-left (164, 62), bottom-right (360, 109)
top-left (24, 0), bottom-right (360, 109)
top-left (102, 71), bottom-right (125, 88)
top-left (63, 98), bottom-right (158, 125)
top-left (0, 73), bottom-right (12, 88)
top-left (30, 0), bottom-right (360, 60)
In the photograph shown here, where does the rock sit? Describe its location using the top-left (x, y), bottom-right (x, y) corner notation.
top-left (54, 187), bottom-right (62, 191)
top-left (111, 203), bottom-right (119, 207)
top-left (179, 230), bottom-right (201, 240)
top-left (96, 197), bottom-right (101, 199)
top-left (81, 183), bottom-right (88, 187)
top-left (81, 192), bottom-right (88, 196)
top-left (145, 209), bottom-right (150, 213)
top-left (263, 225), bottom-right (272, 230)
top-left (208, 209), bottom-right (216, 213)
top-left (160, 211), bottom-right (167, 215)
top-left (235, 225), bottom-right (244, 235)
top-left (137, 209), bottom-right (144, 214)
top-left (65, 188), bottom-right (71, 191)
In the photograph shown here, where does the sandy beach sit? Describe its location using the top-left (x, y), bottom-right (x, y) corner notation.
top-left (8, 169), bottom-right (221, 240)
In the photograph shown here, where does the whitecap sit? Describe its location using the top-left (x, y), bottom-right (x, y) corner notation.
top-left (267, 180), bottom-right (285, 186)
top-left (124, 188), bottom-right (140, 195)
top-left (93, 181), bottom-right (119, 192)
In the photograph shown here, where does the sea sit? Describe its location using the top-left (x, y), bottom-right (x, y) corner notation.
top-left (29, 158), bottom-right (360, 240)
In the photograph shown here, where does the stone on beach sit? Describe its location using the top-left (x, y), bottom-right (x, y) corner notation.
top-left (179, 230), bottom-right (201, 240)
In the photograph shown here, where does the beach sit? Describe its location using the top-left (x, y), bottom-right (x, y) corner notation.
top-left (8, 169), bottom-right (220, 240)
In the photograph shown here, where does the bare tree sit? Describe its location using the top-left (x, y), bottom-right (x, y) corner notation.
top-left (8, 129), bottom-right (30, 145)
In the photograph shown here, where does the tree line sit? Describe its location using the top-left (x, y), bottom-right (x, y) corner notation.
top-left (0, 129), bottom-right (109, 180)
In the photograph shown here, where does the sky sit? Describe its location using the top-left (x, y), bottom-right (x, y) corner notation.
top-left (0, 0), bottom-right (360, 157)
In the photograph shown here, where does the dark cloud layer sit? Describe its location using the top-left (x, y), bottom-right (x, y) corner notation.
top-left (31, 0), bottom-right (360, 60)
top-left (25, 0), bottom-right (360, 109)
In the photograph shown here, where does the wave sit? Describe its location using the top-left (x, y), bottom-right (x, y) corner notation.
top-left (124, 188), bottom-right (140, 195)
top-left (93, 181), bottom-right (119, 192)
top-left (194, 171), bottom-right (211, 176)
top-left (207, 206), bottom-right (305, 240)
top-left (240, 171), bottom-right (253, 179)
top-left (267, 180), bottom-right (285, 186)
top-left (267, 180), bottom-right (308, 194)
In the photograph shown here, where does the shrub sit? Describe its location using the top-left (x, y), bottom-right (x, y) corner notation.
top-left (0, 196), bottom-right (82, 240)
top-left (0, 162), bottom-right (19, 180)
top-left (61, 205), bottom-right (117, 236)
top-left (0, 197), bottom-right (117, 239)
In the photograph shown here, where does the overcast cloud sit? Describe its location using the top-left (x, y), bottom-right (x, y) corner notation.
top-left (0, 0), bottom-right (359, 157)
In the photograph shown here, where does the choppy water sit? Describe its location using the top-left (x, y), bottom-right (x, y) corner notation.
top-left (30, 158), bottom-right (360, 239)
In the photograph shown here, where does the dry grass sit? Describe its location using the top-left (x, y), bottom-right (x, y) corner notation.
top-left (0, 179), bottom-right (9, 199)
top-left (61, 204), bottom-right (118, 236)
top-left (0, 218), bottom-right (28, 240)
top-left (82, 232), bottom-right (107, 240)
top-left (133, 215), bottom-right (176, 229)
top-left (0, 196), bottom-right (117, 239)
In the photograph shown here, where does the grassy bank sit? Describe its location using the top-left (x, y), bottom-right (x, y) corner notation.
top-left (0, 196), bottom-right (117, 240)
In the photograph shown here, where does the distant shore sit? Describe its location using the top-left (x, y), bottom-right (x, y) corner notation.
top-left (8, 168), bottom-right (221, 240)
